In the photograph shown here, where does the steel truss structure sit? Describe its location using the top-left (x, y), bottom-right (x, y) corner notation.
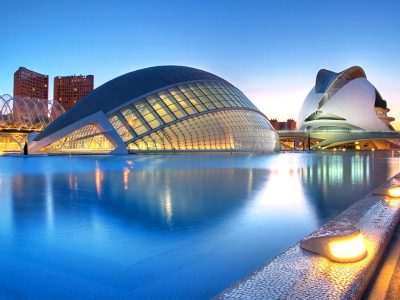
top-left (0, 94), bottom-right (65, 131)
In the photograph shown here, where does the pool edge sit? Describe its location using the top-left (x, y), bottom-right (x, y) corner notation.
top-left (213, 172), bottom-right (400, 300)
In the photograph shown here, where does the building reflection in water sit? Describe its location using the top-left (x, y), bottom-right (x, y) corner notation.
top-left (45, 173), bottom-right (54, 231)
top-left (95, 161), bottom-right (103, 197)
top-left (99, 164), bottom-right (265, 229)
top-left (0, 153), bottom-right (399, 299)
top-left (0, 173), bottom-right (13, 236)
top-left (10, 173), bottom-right (48, 235)
top-left (300, 151), bottom-right (399, 224)
top-left (123, 167), bottom-right (129, 191)
top-left (163, 183), bottom-right (173, 225)
top-left (3, 152), bottom-right (399, 234)
top-left (254, 154), bottom-right (314, 221)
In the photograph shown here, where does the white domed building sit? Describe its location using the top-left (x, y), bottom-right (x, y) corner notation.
top-left (297, 66), bottom-right (400, 150)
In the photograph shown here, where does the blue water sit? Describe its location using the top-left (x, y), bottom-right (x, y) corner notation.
top-left (0, 152), bottom-right (399, 299)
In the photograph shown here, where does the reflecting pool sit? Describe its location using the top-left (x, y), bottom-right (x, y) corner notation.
top-left (0, 151), bottom-right (399, 299)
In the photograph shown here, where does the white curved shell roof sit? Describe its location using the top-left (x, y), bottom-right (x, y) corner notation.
top-left (298, 66), bottom-right (391, 132)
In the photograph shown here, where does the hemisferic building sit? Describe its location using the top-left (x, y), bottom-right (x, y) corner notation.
top-left (28, 66), bottom-right (279, 154)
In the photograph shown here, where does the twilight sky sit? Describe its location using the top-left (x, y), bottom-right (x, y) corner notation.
top-left (1, 0), bottom-right (399, 127)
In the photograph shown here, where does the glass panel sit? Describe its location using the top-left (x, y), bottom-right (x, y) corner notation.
top-left (198, 96), bottom-right (216, 110)
top-left (47, 124), bottom-right (115, 153)
top-left (183, 90), bottom-right (196, 99)
top-left (159, 112), bottom-right (176, 123)
top-left (108, 115), bottom-right (134, 142)
top-left (173, 110), bottom-right (187, 119)
top-left (142, 112), bottom-right (156, 123)
top-left (176, 97), bottom-right (189, 108)
top-left (164, 100), bottom-right (187, 119)
top-left (128, 110), bottom-right (276, 152)
top-left (154, 106), bottom-right (169, 117)
top-left (108, 80), bottom-right (270, 153)
top-left (135, 101), bottom-right (156, 120)
top-left (178, 85), bottom-right (190, 93)
top-left (135, 139), bottom-right (148, 150)
top-left (172, 92), bottom-right (191, 106)
top-left (160, 95), bottom-right (176, 106)
top-left (168, 87), bottom-right (181, 96)
top-left (148, 118), bottom-right (162, 129)
top-left (194, 104), bottom-right (206, 112)
top-left (207, 95), bottom-right (224, 108)
top-left (128, 142), bottom-right (139, 151)
top-left (147, 96), bottom-right (164, 111)
top-left (165, 101), bottom-right (179, 112)
top-left (134, 100), bottom-right (163, 128)
top-left (181, 105), bottom-right (197, 115)
top-left (192, 89), bottom-right (204, 97)
top-left (135, 125), bottom-right (148, 135)
top-left (143, 135), bottom-right (156, 150)
top-left (122, 108), bottom-right (147, 132)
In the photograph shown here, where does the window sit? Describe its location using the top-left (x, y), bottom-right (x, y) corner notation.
top-left (107, 80), bottom-right (270, 151)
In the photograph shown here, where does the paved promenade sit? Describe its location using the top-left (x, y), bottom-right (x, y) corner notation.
top-left (365, 224), bottom-right (400, 300)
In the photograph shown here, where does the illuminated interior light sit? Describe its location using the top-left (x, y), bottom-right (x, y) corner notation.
top-left (328, 233), bottom-right (367, 263)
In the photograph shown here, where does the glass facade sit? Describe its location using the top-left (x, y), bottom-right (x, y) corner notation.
top-left (128, 110), bottom-right (277, 152)
top-left (106, 80), bottom-right (276, 152)
top-left (108, 80), bottom-right (259, 139)
top-left (42, 79), bottom-right (277, 154)
top-left (47, 125), bottom-right (115, 153)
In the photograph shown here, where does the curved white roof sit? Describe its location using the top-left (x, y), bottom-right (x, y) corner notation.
top-left (298, 66), bottom-right (392, 132)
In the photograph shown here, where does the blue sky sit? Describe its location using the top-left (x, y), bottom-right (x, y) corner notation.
top-left (1, 0), bottom-right (399, 125)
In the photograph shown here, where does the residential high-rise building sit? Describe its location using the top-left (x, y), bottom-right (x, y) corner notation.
top-left (14, 67), bottom-right (49, 99)
top-left (54, 75), bottom-right (94, 111)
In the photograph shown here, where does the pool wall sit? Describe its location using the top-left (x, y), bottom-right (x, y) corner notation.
top-left (215, 173), bottom-right (400, 299)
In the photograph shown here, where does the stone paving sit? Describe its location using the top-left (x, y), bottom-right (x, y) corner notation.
top-left (386, 236), bottom-right (400, 300)
top-left (365, 224), bottom-right (400, 299)
top-left (214, 176), bottom-right (400, 300)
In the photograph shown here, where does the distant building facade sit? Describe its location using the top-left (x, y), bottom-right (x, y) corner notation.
top-left (54, 75), bottom-right (94, 111)
top-left (14, 67), bottom-right (49, 99)
top-left (270, 118), bottom-right (297, 131)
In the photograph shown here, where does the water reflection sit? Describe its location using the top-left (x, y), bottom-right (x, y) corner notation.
top-left (96, 166), bottom-right (265, 229)
top-left (123, 167), bottom-right (129, 190)
top-left (299, 151), bottom-right (399, 224)
top-left (2, 152), bottom-right (399, 233)
top-left (0, 152), bottom-right (399, 299)
top-left (95, 161), bottom-right (103, 197)
top-left (45, 173), bottom-right (54, 231)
